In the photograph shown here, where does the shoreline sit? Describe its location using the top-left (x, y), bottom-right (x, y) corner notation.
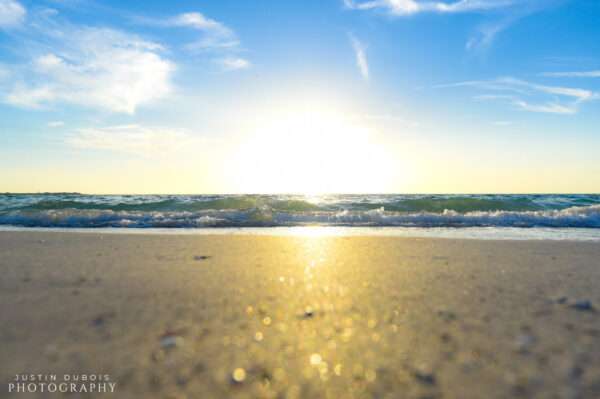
top-left (1, 225), bottom-right (600, 241)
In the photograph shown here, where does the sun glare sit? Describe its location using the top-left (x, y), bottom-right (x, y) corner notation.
top-left (231, 105), bottom-right (399, 194)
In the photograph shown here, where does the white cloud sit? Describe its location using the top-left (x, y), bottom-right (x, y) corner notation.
top-left (467, 1), bottom-right (560, 51)
top-left (512, 100), bottom-right (576, 115)
top-left (47, 120), bottom-right (64, 127)
top-left (6, 85), bottom-right (55, 108)
top-left (499, 77), bottom-right (594, 102)
top-left (4, 27), bottom-right (174, 114)
top-left (542, 71), bottom-right (600, 78)
top-left (136, 11), bottom-right (248, 70)
top-left (446, 76), bottom-right (597, 115)
top-left (0, 0), bottom-right (25, 28)
top-left (349, 35), bottom-right (369, 80)
top-left (140, 11), bottom-right (240, 51)
top-left (465, 15), bottom-right (515, 51)
top-left (66, 125), bottom-right (201, 156)
top-left (170, 12), bottom-right (229, 32)
top-left (344, 0), bottom-right (517, 16)
top-left (217, 57), bottom-right (250, 71)
top-left (345, 1), bottom-right (558, 50)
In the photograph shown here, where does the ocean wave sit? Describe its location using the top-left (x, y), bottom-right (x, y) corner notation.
top-left (1, 204), bottom-right (599, 228)
top-left (3, 194), bottom-right (600, 214)
top-left (1, 195), bottom-right (322, 213)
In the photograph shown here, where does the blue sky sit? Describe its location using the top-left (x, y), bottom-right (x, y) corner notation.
top-left (1, 0), bottom-right (600, 193)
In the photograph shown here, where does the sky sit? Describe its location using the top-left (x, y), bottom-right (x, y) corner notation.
top-left (1, 0), bottom-right (600, 194)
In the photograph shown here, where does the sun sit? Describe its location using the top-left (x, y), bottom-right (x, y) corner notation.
top-left (230, 104), bottom-right (400, 194)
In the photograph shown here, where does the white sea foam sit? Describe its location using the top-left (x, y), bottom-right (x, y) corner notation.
top-left (1, 204), bottom-right (600, 228)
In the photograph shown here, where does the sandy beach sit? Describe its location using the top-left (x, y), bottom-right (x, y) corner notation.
top-left (1, 231), bottom-right (600, 398)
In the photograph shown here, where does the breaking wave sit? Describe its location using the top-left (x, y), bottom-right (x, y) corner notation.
top-left (1, 194), bottom-right (599, 228)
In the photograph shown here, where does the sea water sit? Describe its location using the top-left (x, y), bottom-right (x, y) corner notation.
top-left (1, 193), bottom-right (600, 240)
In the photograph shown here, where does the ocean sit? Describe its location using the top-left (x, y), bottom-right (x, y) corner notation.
top-left (1, 194), bottom-right (600, 234)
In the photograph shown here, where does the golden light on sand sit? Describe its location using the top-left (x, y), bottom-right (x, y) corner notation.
top-left (231, 106), bottom-right (399, 194)
top-left (310, 353), bottom-right (322, 365)
top-left (232, 368), bottom-right (246, 383)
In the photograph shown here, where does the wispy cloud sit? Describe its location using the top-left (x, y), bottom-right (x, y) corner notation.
top-left (343, 0), bottom-right (518, 16)
top-left (541, 70), bottom-right (600, 78)
top-left (136, 11), bottom-right (249, 70)
top-left (66, 125), bottom-right (201, 156)
top-left (217, 57), bottom-right (250, 71)
top-left (444, 76), bottom-right (597, 115)
top-left (139, 12), bottom-right (240, 51)
top-left (47, 120), bottom-right (64, 127)
top-left (465, 13), bottom-right (516, 51)
top-left (169, 12), bottom-right (230, 32)
top-left (496, 77), bottom-right (594, 102)
top-left (0, 0), bottom-right (25, 28)
top-left (466, 1), bottom-right (561, 51)
top-left (4, 26), bottom-right (174, 114)
top-left (349, 34), bottom-right (369, 80)
top-left (511, 101), bottom-right (576, 115)
top-left (345, 0), bottom-right (561, 50)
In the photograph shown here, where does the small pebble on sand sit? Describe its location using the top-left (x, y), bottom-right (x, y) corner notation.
top-left (160, 332), bottom-right (184, 348)
top-left (437, 310), bottom-right (457, 321)
top-left (303, 306), bottom-right (314, 318)
top-left (555, 296), bottom-right (569, 304)
top-left (570, 300), bottom-right (594, 311)
top-left (414, 369), bottom-right (436, 385)
top-left (91, 312), bottom-right (114, 327)
top-left (516, 334), bottom-right (536, 352)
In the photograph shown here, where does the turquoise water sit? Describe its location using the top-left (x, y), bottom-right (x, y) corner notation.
top-left (1, 194), bottom-right (599, 229)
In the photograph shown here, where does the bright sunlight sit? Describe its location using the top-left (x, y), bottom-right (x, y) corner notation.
top-left (230, 104), bottom-right (402, 194)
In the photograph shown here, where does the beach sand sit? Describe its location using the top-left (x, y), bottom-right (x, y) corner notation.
top-left (1, 231), bottom-right (600, 398)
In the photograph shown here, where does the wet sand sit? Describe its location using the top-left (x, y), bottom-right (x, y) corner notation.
top-left (1, 231), bottom-right (600, 398)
